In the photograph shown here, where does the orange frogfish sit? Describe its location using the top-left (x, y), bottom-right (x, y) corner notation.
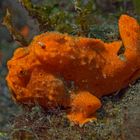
top-left (6, 15), bottom-right (140, 124)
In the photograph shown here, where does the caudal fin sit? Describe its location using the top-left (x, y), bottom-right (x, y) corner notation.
top-left (119, 15), bottom-right (140, 51)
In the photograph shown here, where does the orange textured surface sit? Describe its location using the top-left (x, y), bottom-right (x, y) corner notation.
top-left (6, 15), bottom-right (140, 124)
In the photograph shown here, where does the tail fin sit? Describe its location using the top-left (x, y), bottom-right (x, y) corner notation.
top-left (119, 15), bottom-right (140, 51)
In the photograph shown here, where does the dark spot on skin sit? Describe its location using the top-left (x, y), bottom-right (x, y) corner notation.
top-left (39, 73), bottom-right (43, 76)
top-left (41, 45), bottom-right (46, 49)
top-left (38, 42), bottom-right (46, 49)
top-left (88, 105), bottom-right (92, 108)
top-left (19, 70), bottom-right (28, 77)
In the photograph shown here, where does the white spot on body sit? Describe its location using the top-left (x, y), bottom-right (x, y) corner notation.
top-left (82, 79), bottom-right (88, 83)
top-left (70, 55), bottom-right (75, 60)
top-left (81, 60), bottom-right (86, 65)
top-left (38, 42), bottom-right (46, 49)
top-left (103, 73), bottom-right (107, 79)
top-left (59, 60), bottom-right (62, 64)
